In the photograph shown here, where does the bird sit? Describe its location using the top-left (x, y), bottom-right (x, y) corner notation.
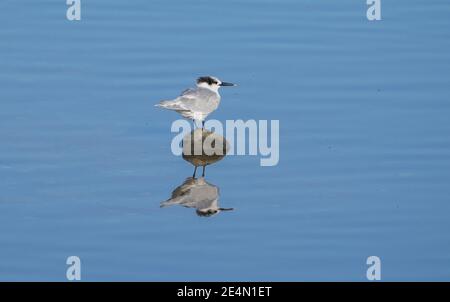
top-left (155, 76), bottom-right (236, 128)
top-left (160, 177), bottom-right (233, 217)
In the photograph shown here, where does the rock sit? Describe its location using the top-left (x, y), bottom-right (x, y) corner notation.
top-left (182, 129), bottom-right (230, 167)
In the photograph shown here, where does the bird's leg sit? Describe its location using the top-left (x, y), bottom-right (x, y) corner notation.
top-left (202, 165), bottom-right (206, 177)
top-left (202, 120), bottom-right (205, 129)
top-left (193, 166), bottom-right (197, 178)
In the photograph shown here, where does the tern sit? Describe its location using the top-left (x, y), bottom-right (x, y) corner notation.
top-left (155, 76), bottom-right (236, 127)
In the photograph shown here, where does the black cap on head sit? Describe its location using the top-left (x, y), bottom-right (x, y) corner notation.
top-left (197, 76), bottom-right (219, 85)
top-left (196, 209), bottom-right (218, 217)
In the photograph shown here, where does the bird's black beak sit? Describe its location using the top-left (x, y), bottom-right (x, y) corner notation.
top-left (219, 82), bottom-right (236, 87)
top-left (219, 207), bottom-right (234, 211)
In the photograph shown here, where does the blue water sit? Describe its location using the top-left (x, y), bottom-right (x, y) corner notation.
top-left (1, 0), bottom-right (450, 281)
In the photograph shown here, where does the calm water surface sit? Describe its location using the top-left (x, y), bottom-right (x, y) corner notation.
top-left (1, 0), bottom-right (450, 280)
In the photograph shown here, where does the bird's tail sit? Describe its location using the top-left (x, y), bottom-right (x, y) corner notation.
top-left (155, 100), bottom-right (185, 111)
top-left (160, 196), bottom-right (183, 208)
top-left (155, 100), bottom-right (177, 109)
top-left (154, 100), bottom-right (167, 108)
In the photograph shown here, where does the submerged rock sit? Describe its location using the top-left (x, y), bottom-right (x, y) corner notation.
top-left (182, 129), bottom-right (230, 167)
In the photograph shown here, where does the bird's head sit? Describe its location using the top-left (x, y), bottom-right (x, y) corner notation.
top-left (196, 76), bottom-right (236, 92)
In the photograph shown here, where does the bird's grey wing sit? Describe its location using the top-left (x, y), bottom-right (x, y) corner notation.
top-left (180, 88), bottom-right (196, 96)
top-left (170, 177), bottom-right (196, 198)
top-left (156, 88), bottom-right (198, 111)
top-left (160, 178), bottom-right (197, 207)
top-left (176, 88), bottom-right (216, 112)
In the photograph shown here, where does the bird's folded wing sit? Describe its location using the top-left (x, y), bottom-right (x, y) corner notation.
top-left (181, 88), bottom-right (196, 96)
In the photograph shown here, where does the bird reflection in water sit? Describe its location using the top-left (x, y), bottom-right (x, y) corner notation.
top-left (160, 129), bottom-right (233, 217)
top-left (160, 177), bottom-right (233, 217)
